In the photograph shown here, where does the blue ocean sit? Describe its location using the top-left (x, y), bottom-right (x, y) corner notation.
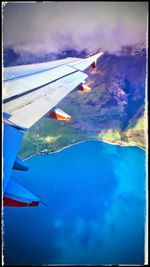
top-left (3, 141), bottom-right (146, 265)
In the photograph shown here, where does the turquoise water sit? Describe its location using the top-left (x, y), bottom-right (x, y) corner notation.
top-left (3, 141), bottom-right (146, 265)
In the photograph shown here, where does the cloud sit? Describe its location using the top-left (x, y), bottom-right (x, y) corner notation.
top-left (2, 2), bottom-right (148, 54)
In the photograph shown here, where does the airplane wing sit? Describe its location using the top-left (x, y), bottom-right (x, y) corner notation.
top-left (2, 52), bottom-right (103, 207)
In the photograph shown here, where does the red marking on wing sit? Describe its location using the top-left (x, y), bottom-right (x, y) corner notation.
top-left (3, 197), bottom-right (39, 207)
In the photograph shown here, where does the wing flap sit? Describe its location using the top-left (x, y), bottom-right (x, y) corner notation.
top-left (4, 71), bottom-right (88, 129)
top-left (3, 65), bottom-right (78, 101)
top-left (4, 57), bottom-right (79, 81)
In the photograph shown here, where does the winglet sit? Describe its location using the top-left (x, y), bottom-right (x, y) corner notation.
top-left (4, 180), bottom-right (40, 207)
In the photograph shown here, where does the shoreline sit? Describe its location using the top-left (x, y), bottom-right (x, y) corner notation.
top-left (23, 138), bottom-right (145, 161)
top-left (23, 140), bottom-right (86, 161)
top-left (99, 139), bottom-right (146, 152)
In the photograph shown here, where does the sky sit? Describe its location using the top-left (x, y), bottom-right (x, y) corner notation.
top-left (2, 1), bottom-right (148, 54)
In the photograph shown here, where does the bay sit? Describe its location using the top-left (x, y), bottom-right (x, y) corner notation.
top-left (3, 141), bottom-right (146, 265)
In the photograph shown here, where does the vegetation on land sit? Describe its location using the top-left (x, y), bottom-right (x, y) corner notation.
top-left (18, 49), bottom-right (146, 159)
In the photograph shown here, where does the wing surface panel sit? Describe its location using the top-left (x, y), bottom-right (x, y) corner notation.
top-left (4, 71), bottom-right (88, 129)
top-left (4, 57), bottom-right (79, 81)
top-left (3, 65), bottom-right (78, 101)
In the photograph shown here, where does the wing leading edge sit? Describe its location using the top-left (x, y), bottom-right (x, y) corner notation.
top-left (2, 52), bottom-right (103, 207)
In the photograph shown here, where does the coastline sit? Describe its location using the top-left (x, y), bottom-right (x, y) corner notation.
top-left (23, 140), bottom-right (86, 161)
top-left (23, 138), bottom-right (145, 161)
top-left (99, 139), bottom-right (146, 152)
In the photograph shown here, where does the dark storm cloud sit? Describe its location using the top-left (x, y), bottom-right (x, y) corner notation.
top-left (2, 2), bottom-right (148, 54)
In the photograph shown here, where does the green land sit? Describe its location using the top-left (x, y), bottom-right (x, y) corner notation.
top-left (18, 117), bottom-right (96, 160)
top-left (18, 52), bottom-right (147, 159)
top-left (18, 113), bottom-right (146, 160)
top-left (99, 115), bottom-right (146, 150)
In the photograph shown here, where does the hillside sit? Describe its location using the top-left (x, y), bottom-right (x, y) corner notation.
top-left (17, 45), bottom-right (147, 159)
